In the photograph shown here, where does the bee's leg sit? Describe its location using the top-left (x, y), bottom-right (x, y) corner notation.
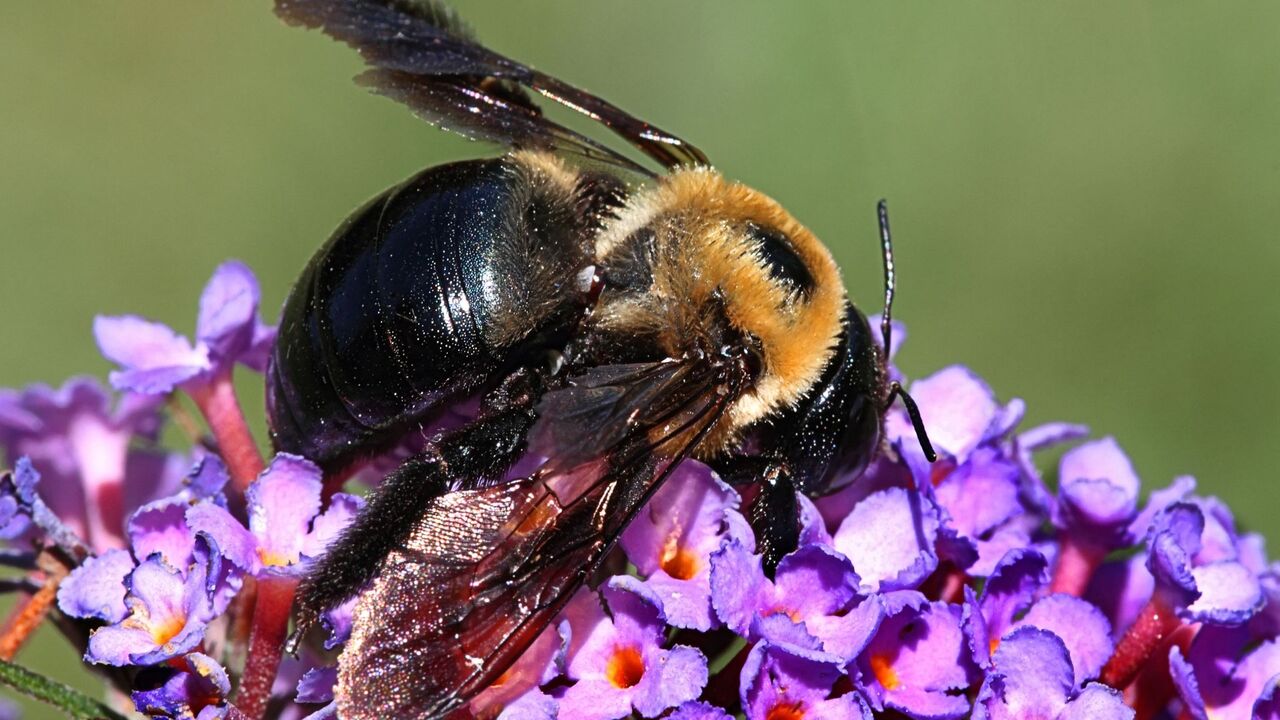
top-left (712, 457), bottom-right (800, 577)
top-left (288, 369), bottom-right (545, 651)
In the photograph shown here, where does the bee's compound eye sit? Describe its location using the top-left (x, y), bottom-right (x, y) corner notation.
top-left (744, 223), bottom-right (814, 297)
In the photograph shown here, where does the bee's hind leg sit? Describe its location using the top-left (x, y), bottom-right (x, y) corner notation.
top-left (288, 369), bottom-right (547, 652)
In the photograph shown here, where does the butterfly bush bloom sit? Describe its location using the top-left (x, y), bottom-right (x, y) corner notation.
top-left (4, 260), bottom-right (1280, 720)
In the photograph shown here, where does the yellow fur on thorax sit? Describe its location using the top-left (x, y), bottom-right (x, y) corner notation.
top-left (596, 167), bottom-right (846, 450)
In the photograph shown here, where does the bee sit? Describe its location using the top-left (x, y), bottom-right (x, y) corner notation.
top-left (269, 1), bottom-right (936, 717)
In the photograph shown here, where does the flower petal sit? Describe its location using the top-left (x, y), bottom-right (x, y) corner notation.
top-left (94, 315), bottom-right (210, 394)
top-left (1016, 594), bottom-right (1113, 686)
top-left (57, 548), bottom-right (133, 623)
top-left (833, 487), bottom-right (939, 593)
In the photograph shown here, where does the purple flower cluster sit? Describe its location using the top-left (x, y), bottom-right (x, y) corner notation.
top-left (0, 262), bottom-right (1278, 720)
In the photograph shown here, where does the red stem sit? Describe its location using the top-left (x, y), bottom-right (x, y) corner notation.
top-left (1101, 596), bottom-right (1183, 690)
top-left (1048, 534), bottom-right (1107, 597)
top-left (235, 574), bottom-right (298, 720)
top-left (1127, 624), bottom-right (1198, 720)
top-left (189, 371), bottom-right (265, 492)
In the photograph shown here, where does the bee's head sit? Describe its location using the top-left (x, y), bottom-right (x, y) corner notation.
top-left (596, 168), bottom-right (847, 431)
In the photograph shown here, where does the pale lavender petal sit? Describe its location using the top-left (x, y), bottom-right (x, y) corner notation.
top-left (970, 524), bottom-right (1034, 578)
top-left (1056, 437), bottom-right (1140, 532)
top-left (973, 627), bottom-right (1071, 720)
top-left (1016, 594), bottom-right (1113, 686)
top-left (833, 487), bottom-right (939, 593)
top-left (497, 692), bottom-right (558, 720)
top-left (302, 493), bottom-right (364, 561)
top-left (630, 644), bottom-right (707, 718)
top-left (1184, 561), bottom-right (1263, 625)
top-left (94, 315), bottom-right (210, 394)
top-left (186, 502), bottom-right (258, 572)
top-left (861, 600), bottom-right (974, 719)
top-left (556, 678), bottom-right (633, 720)
top-left (57, 548), bottom-right (133, 622)
top-left (888, 365), bottom-right (998, 461)
top-left (741, 642), bottom-right (845, 720)
top-left (773, 544), bottom-right (858, 619)
top-left (196, 261), bottom-right (261, 358)
top-left (1058, 684), bottom-right (1134, 720)
top-left (247, 454), bottom-right (322, 567)
top-left (806, 594), bottom-right (883, 662)
top-left (934, 447), bottom-right (1021, 539)
top-left (128, 498), bottom-right (196, 569)
top-left (709, 540), bottom-right (769, 636)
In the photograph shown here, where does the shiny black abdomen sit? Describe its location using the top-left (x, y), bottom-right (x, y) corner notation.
top-left (267, 158), bottom-right (595, 471)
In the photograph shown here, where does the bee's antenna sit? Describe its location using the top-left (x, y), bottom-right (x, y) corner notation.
top-left (877, 200), bottom-right (937, 463)
top-left (886, 381), bottom-right (937, 462)
top-left (877, 199), bottom-right (896, 361)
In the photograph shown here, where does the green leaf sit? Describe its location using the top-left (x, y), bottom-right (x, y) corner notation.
top-left (0, 660), bottom-right (127, 720)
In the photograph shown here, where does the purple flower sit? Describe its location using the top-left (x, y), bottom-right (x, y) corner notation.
top-left (620, 461), bottom-right (752, 631)
top-left (468, 620), bottom-right (565, 719)
top-left (964, 548), bottom-right (1049, 669)
top-left (710, 540), bottom-right (881, 662)
top-left (559, 578), bottom-right (707, 719)
top-left (973, 627), bottom-right (1132, 720)
top-left (1147, 502), bottom-right (1263, 624)
top-left (85, 542), bottom-right (233, 666)
top-left (95, 261), bottom-right (276, 395)
top-left (859, 594), bottom-right (977, 719)
top-left (1052, 437), bottom-right (1141, 548)
top-left (741, 642), bottom-right (872, 720)
top-left (131, 652), bottom-right (231, 720)
top-left (0, 377), bottom-right (175, 551)
top-left (186, 454), bottom-right (362, 577)
top-left (57, 456), bottom-right (231, 625)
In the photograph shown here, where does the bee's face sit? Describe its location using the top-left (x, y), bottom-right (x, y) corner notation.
top-left (596, 168), bottom-right (846, 432)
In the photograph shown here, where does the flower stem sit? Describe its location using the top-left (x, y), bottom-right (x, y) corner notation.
top-left (189, 371), bottom-right (265, 492)
top-left (1126, 624), bottom-right (1198, 720)
top-left (0, 551), bottom-right (70, 661)
top-left (235, 574), bottom-right (297, 720)
top-left (1048, 534), bottom-right (1106, 597)
top-left (1101, 596), bottom-right (1183, 690)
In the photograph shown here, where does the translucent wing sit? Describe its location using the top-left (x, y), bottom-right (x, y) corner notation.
top-left (276, 0), bottom-right (709, 173)
top-left (335, 358), bottom-right (742, 719)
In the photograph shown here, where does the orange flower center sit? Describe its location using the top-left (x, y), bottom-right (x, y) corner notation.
top-left (659, 530), bottom-right (700, 580)
top-left (869, 653), bottom-right (902, 690)
top-left (149, 615), bottom-right (185, 646)
top-left (606, 645), bottom-right (646, 689)
top-left (767, 701), bottom-right (807, 720)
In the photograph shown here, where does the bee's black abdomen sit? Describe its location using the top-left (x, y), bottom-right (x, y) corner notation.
top-left (268, 157), bottom-right (593, 471)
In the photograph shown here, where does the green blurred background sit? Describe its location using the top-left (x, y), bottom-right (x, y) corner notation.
top-left (2, 1), bottom-right (1278, 714)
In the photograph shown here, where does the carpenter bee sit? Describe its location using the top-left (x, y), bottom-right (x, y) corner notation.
top-left (269, 1), bottom-right (936, 717)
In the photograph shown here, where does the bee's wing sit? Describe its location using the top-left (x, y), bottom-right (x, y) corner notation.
top-left (335, 357), bottom-right (742, 719)
top-left (275, 0), bottom-right (708, 174)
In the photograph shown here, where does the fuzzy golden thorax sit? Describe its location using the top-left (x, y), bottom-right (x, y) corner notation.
top-left (594, 167), bottom-right (846, 450)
